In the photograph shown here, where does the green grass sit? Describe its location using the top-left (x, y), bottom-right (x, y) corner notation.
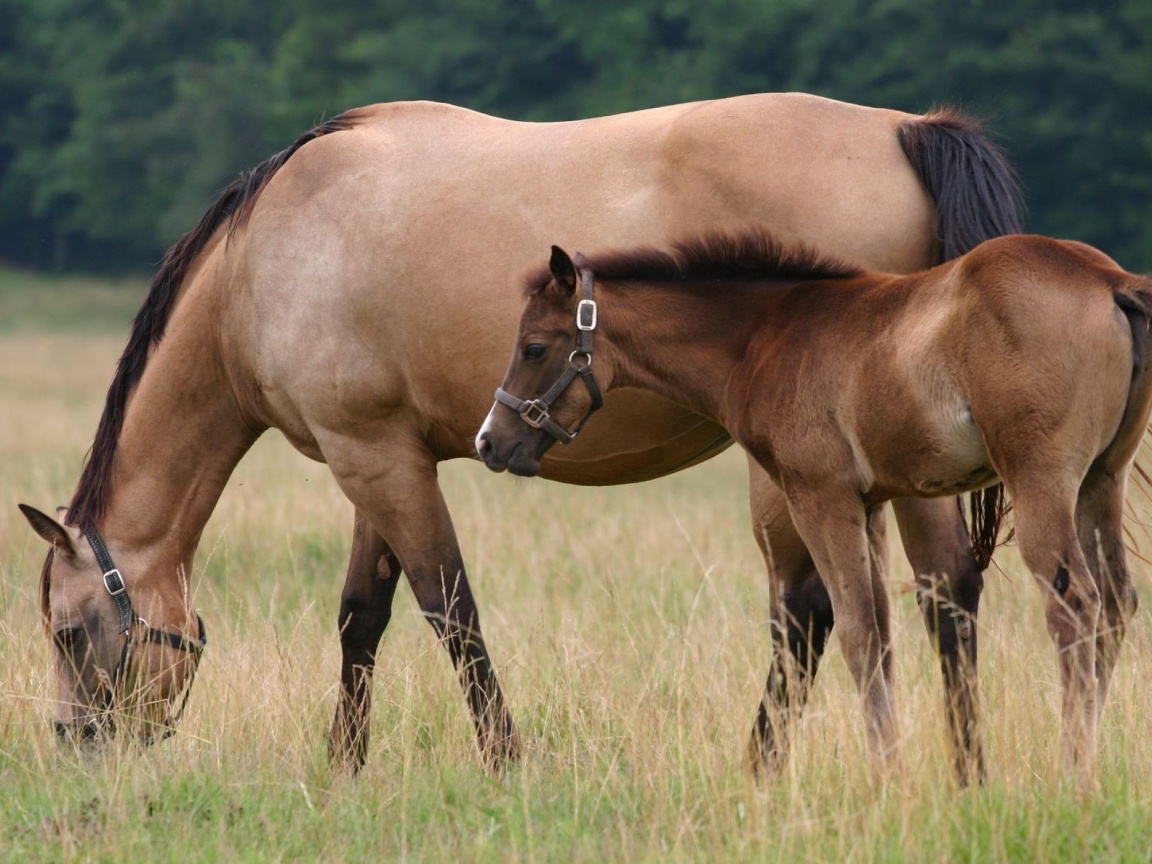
top-left (0, 265), bottom-right (146, 334)
top-left (4, 271), bottom-right (1152, 862)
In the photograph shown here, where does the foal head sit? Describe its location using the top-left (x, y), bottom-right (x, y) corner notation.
top-left (19, 505), bottom-right (205, 747)
top-left (476, 246), bottom-right (607, 476)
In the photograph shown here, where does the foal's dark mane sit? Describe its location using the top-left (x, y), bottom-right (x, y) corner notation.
top-left (65, 111), bottom-right (361, 530)
top-left (525, 229), bottom-right (864, 295)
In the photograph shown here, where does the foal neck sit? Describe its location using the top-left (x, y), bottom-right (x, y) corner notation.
top-left (599, 278), bottom-right (769, 424)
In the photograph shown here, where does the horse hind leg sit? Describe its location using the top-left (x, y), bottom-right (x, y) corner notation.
top-left (744, 464), bottom-right (835, 776)
top-left (891, 496), bottom-right (986, 787)
top-left (328, 509), bottom-right (402, 772)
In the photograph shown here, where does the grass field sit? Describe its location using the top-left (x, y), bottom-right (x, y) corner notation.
top-left (3, 266), bottom-right (1152, 862)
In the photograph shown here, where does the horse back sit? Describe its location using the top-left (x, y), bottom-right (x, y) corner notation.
top-left (216, 95), bottom-right (939, 450)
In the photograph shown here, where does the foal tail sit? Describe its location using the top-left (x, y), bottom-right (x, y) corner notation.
top-left (898, 110), bottom-right (1023, 570)
top-left (1106, 286), bottom-right (1152, 477)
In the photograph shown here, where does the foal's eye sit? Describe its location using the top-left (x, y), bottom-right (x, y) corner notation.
top-left (523, 344), bottom-right (548, 361)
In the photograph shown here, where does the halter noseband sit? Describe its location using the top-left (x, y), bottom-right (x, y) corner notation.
top-left (494, 264), bottom-right (604, 443)
top-left (80, 526), bottom-right (206, 739)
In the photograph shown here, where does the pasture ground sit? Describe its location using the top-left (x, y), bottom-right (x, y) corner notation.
top-left (3, 267), bottom-right (1152, 862)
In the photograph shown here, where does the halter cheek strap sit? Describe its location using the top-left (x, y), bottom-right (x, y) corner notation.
top-left (494, 266), bottom-right (604, 443)
top-left (82, 526), bottom-right (206, 735)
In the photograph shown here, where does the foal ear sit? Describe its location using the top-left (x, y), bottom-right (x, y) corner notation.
top-left (18, 504), bottom-right (80, 557)
top-left (549, 246), bottom-right (578, 297)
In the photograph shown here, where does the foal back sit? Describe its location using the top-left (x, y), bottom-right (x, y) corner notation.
top-left (742, 235), bottom-right (1151, 507)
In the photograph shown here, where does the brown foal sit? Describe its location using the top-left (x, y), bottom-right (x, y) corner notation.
top-left (478, 229), bottom-right (1152, 787)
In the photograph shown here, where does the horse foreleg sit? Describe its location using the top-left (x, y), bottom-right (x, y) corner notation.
top-left (745, 462), bottom-right (834, 776)
top-left (891, 496), bottom-right (985, 786)
top-left (1077, 468), bottom-right (1139, 725)
top-left (328, 509), bottom-right (402, 772)
top-left (323, 432), bottom-right (520, 772)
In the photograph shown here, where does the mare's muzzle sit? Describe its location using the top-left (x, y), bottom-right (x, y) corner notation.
top-left (57, 527), bottom-right (208, 744)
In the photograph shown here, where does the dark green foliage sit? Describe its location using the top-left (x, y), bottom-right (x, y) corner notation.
top-left (2, 0), bottom-right (1150, 271)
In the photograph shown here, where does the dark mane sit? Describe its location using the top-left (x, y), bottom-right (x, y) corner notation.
top-left (65, 111), bottom-right (361, 529)
top-left (525, 228), bottom-right (864, 295)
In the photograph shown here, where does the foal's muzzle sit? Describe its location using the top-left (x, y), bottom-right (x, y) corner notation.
top-left (488, 269), bottom-right (603, 447)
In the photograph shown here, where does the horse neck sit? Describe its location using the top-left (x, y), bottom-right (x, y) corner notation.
top-left (600, 280), bottom-right (764, 425)
top-left (97, 287), bottom-right (258, 576)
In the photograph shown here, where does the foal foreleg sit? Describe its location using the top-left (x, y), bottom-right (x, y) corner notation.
top-left (892, 496), bottom-right (986, 786)
top-left (745, 466), bottom-right (834, 775)
top-left (788, 490), bottom-right (898, 765)
top-left (329, 509), bottom-right (401, 771)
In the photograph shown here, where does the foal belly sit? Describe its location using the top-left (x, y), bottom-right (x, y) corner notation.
top-left (867, 407), bottom-right (996, 500)
top-left (909, 460), bottom-right (999, 497)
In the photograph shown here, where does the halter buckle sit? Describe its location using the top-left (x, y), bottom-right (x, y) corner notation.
top-left (103, 569), bottom-right (126, 596)
top-left (576, 299), bottom-right (597, 331)
top-left (520, 400), bottom-right (550, 429)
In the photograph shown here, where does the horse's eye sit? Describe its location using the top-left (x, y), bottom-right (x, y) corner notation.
top-left (53, 626), bottom-right (84, 653)
top-left (523, 344), bottom-right (548, 362)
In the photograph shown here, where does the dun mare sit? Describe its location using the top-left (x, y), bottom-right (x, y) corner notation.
top-left (18, 94), bottom-right (1018, 782)
top-left (478, 230), bottom-right (1152, 787)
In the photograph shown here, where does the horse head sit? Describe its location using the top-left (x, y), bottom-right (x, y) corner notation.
top-left (19, 504), bottom-right (205, 747)
top-left (476, 246), bottom-right (608, 476)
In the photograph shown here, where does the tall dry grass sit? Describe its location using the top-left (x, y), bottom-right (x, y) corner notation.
top-left (3, 289), bottom-right (1152, 861)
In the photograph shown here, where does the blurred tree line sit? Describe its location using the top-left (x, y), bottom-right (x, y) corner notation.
top-left (1, 0), bottom-right (1149, 272)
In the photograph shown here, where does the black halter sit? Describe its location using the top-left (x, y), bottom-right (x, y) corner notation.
top-left (494, 264), bottom-right (604, 443)
top-left (82, 526), bottom-right (206, 738)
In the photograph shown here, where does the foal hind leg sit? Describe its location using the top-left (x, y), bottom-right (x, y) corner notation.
top-left (1010, 476), bottom-right (1100, 786)
top-left (328, 509), bottom-right (402, 772)
top-left (892, 496), bottom-right (985, 786)
top-left (1076, 467), bottom-right (1139, 725)
top-left (745, 462), bottom-right (835, 775)
top-left (322, 429), bottom-right (520, 771)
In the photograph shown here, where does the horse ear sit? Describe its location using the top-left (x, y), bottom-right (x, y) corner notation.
top-left (18, 504), bottom-right (80, 557)
top-left (549, 246), bottom-right (578, 297)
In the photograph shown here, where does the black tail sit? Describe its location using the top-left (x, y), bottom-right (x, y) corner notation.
top-left (899, 110), bottom-right (1023, 570)
top-left (898, 109), bottom-right (1022, 258)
